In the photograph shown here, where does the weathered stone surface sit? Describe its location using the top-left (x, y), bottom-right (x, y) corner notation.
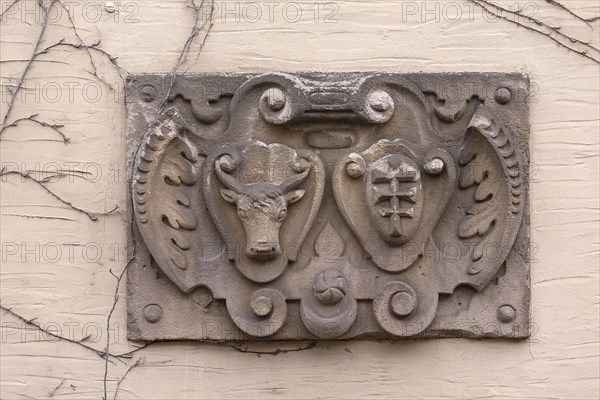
top-left (126, 73), bottom-right (530, 341)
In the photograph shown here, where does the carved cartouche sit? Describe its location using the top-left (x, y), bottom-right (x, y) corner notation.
top-left (215, 156), bottom-right (308, 260)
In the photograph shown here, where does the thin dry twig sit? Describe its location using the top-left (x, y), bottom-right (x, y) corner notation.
top-left (102, 3), bottom-right (215, 395)
top-left (0, 169), bottom-right (119, 220)
top-left (544, 0), bottom-right (596, 26)
top-left (102, 260), bottom-right (134, 400)
top-left (112, 358), bottom-right (145, 400)
top-left (229, 340), bottom-right (318, 356)
top-left (37, 38), bottom-right (129, 80)
top-left (0, 304), bottom-right (125, 361)
top-left (0, 0), bottom-right (58, 133)
top-left (1, 0), bottom-right (129, 140)
top-left (0, 0), bottom-right (22, 19)
top-left (111, 358), bottom-right (173, 400)
top-left (183, 0), bottom-right (216, 75)
top-left (55, 0), bottom-right (105, 83)
top-left (48, 379), bottom-right (65, 398)
top-left (469, 0), bottom-right (600, 64)
top-left (129, 0), bottom-right (215, 178)
top-left (101, 4), bottom-right (215, 396)
top-left (3, 113), bottom-right (70, 143)
top-left (161, 0), bottom-right (210, 107)
top-left (487, 0), bottom-right (599, 51)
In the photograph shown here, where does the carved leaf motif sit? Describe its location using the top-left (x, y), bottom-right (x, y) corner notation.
top-left (458, 142), bottom-right (498, 242)
top-left (315, 221), bottom-right (344, 259)
top-left (458, 110), bottom-right (524, 276)
top-left (159, 145), bottom-right (197, 234)
top-left (434, 99), bottom-right (468, 122)
top-left (134, 116), bottom-right (201, 273)
top-left (157, 139), bottom-right (198, 269)
top-left (459, 199), bottom-right (498, 240)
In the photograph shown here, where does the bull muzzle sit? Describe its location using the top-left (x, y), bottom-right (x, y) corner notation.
top-left (247, 240), bottom-right (281, 260)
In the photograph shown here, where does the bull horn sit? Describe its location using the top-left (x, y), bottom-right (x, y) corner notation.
top-left (215, 158), bottom-right (245, 193)
top-left (278, 169), bottom-right (309, 192)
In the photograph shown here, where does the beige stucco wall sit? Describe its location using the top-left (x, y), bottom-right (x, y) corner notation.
top-left (1, 0), bottom-right (598, 398)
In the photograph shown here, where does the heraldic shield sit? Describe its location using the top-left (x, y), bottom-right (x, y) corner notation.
top-left (127, 73), bottom-right (530, 341)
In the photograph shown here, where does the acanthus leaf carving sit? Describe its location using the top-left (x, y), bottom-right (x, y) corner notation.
top-left (133, 109), bottom-right (226, 292)
top-left (456, 105), bottom-right (525, 280)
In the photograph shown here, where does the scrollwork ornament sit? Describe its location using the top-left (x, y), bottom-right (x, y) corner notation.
top-left (227, 288), bottom-right (288, 337)
top-left (259, 87), bottom-right (293, 124)
top-left (364, 89), bottom-right (395, 123)
top-left (343, 153), bottom-right (367, 178)
top-left (372, 281), bottom-right (438, 337)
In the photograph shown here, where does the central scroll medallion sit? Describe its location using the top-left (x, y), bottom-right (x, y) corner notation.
top-left (126, 73), bottom-right (531, 341)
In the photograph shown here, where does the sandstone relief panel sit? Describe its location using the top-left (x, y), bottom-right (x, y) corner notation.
top-left (126, 73), bottom-right (530, 341)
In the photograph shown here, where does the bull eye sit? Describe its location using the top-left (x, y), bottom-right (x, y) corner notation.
top-left (277, 209), bottom-right (287, 221)
top-left (238, 208), bottom-right (247, 219)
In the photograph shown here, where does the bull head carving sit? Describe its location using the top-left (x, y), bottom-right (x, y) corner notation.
top-left (215, 158), bottom-right (308, 260)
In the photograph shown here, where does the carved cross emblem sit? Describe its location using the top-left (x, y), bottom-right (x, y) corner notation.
top-left (371, 158), bottom-right (420, 237)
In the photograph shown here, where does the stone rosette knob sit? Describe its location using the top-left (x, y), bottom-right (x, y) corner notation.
top-left (314, 270), bottom-right (348, 305)
top-left (251, 295), bottom-right (274, 317)
top-left (367, 90), bottom-right (393, 112)
top-left (143, 304), bottom-right (163, 323)
top-left (497, 304), bottom-right (516, 323)
top-left (423, 157), bottom-right (445, 175)
top-left (344, 153), bottom-right (366, 178)
top-left (495, 87), bottom-right (512, 104)
top-left (389, 291), bottom-right (417, 317)
top-left (140, 85), bottom-right (157, 102)
top-left (264, 87), bottom-right (286, 110)
top-left (364, 90), bottom-right (395, 123)
top-left (259, 87), bottom-right (292, 124)
top-left (217, 154), bottom-right (238, 173)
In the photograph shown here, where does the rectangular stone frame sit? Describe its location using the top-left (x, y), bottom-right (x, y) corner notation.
top-left (125, 73), bottom-right (530, 342)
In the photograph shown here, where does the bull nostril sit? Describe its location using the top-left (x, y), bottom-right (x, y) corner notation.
top-left (255, 242), bottom-right (273, 250)
top-left (251, 245), bottom-right (274, 253)
top-left (247, 243), bottom-right (280, 260)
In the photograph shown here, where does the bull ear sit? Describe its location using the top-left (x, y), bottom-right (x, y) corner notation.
top-left (285, 189), bottom-right (305, 204)
top-left (220, 189), bottom-right (239, 203)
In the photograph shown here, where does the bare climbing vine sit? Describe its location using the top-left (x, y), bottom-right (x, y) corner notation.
top-left (1, 0), bottom-right (56, 133)
top-left (102, 261), bottom-right (133, 400)
top-left (0, 169), bottom-right (118, 220)
top-left (544, 0), bottom-right (599, 25)
top-left (2, 113), bottom-right (70, 143)
top-left (231, 341), bottom-right (318, 356)
top-left (0, 0), bottom-right (122, 224)
top-left (0, 305), bottom-right (146, 360)
top-left (468, 0), bottom-right (599, 63)
top-left (0, 0), bottom-right (214, 398)
top-left (112, 358), bottom-right (146, 400)
top-left (48, 379), bottom-right (65, 398)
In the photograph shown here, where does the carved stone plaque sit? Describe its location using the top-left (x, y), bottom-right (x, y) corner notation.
top-left (126, 73), bottom-right (531, 341)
